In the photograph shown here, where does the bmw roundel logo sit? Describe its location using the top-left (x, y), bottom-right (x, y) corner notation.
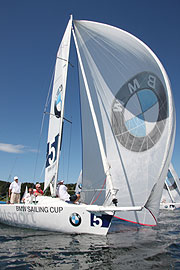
top-left (69, 213), bottom-right (82, 227)
top-left (111, 72), bottom-right (168, 152)
top-left (54, 84), bottom-right (63, 118)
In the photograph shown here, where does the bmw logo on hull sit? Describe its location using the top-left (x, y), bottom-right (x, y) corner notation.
top-left (69, 213), bottom-right (82, 227)
top-left (111, 72), bottom-right (168, 152)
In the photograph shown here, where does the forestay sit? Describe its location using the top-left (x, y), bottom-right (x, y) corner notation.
top-left (73, 20), bottom-right (175, 225)
top-left (44, 17), bottom-right (72, 194)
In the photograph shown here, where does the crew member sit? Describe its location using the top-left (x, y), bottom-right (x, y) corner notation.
top-left (57, 180), bottom-right (80, 203)
top-left (34, 183), bottom-right (44, 196)
top-left (9, 176), bottom-right (21, 204)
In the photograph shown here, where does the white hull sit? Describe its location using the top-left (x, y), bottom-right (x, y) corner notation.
top-left (0, 197), bottom-right (113, 235)
top-left (160, 202), bottom-right (180, 210)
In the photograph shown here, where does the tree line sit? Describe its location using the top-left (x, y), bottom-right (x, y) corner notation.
top-left (0, 180), bottom-right (76, 201)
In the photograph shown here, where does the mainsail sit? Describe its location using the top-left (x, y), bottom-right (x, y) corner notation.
top-left (73, 20), bottom-right (175, 225)
top-left (44, 17), bottom-right (72, 194)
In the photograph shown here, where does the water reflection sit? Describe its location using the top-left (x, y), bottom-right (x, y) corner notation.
top-left (0, 210), bottom-right (179, 269)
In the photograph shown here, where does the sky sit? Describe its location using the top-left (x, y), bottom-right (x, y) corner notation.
top-left (0, 0), bottom-right (179, 184)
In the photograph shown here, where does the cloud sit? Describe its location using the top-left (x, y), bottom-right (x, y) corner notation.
top-left (0, 143), bottom-right (25, 153)
top-left (28, 148), bottom-right (39, 153)
top-left (0, 143), bottom-right (37, 154)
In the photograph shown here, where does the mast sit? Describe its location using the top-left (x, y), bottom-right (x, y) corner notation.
top-left (72, 26), bottom-right (117, 205)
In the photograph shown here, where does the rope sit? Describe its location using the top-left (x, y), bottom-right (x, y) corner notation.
top-left (33, 65), bottom-right (55, 182)
top-left (90, 177), bottom-right (107, 205)
top-left (66, 118), bottom-right (72, 183)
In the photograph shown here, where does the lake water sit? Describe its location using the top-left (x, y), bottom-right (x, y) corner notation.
top-left (0, 210), bottom-right (180, 270)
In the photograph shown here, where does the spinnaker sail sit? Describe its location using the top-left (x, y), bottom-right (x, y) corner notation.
top-left (73, 20), bottom-right (175, 225)
top-left (161, 163), bottom-right (180, 205)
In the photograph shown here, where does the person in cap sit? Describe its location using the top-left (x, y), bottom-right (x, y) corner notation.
top-left (9, 176), bottom-right (21, 204)
top-left (57, 180), bottom-right (80, 203)
top-left (33, 183), bottom-right (44, 196)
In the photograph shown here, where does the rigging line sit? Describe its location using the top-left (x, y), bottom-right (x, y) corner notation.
top-left (43, 112), bottom-right (72, 124)
top-left (73, 25), bottom-right (117, 202)
top-left (82, 33), bottom-right (140, 210)
top-left (66, 117), bottom-right (73, 184)
top-left (104, 190), bottom-right (111, 205)
top-left (165, 180), bottom-right (175, 203)
top-left (39, 159), bottom-right (48, 179)
top-left (80, 25), bottom-right (127, 77)
top-left (90, 177), bottom-right (107, 205)
top-left (44, 67), bottom-right (56, 114)
top-left (96, 85), bottom-right (139, 218)
top-left (57, 57), bottom-right (74, 68)
top-left (33, 66), bottom-right (55, 182)
top-left (7, 157), bottom-right (18, 181)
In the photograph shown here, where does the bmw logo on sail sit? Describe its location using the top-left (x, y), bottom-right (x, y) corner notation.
top-left (111, 72), bottom-right (168, 152)
top-left (69, 213), bottom-right (82, 227)
top-left (54, 84), bottom-right (63, 118)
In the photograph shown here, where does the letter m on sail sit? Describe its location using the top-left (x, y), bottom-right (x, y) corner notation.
top-left (128, 79), bottom-right (140, 94)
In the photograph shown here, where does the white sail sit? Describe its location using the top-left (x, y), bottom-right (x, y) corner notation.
top-left (21, 185), bottom-right (28, 203)
top-left (73, 20), bottom-right (175, 225)
top-left (44, 17), bottom-right (72, 193)
top-left (161, 163), bottom-right (180, 204)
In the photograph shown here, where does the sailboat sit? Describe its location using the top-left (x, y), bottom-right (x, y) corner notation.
top-left (160, 163), bottom-right (180, 210)
top-left (0, 16), bottom-right (176, 235)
